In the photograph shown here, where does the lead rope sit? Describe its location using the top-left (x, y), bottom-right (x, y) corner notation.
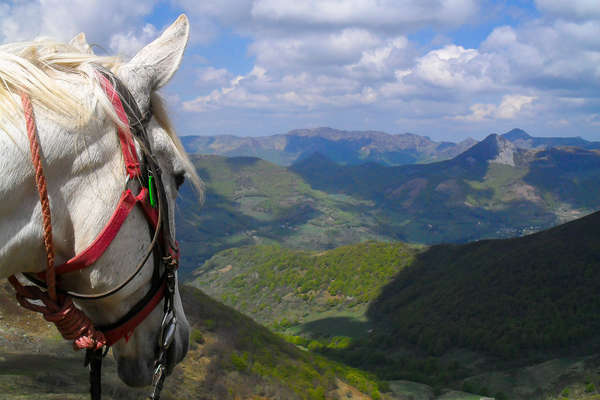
top-left (20, 92), bottom-right (56, 300)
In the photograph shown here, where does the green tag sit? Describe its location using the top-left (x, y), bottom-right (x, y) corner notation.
top-left (148, 175), bottom-right (156, 208)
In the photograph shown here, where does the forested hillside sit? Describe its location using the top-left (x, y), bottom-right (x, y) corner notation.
top-left (189, 211), bottom-right (600, 399)
top-left (192, 242), bottom-right (422, 329)
top-left (369, 209), bottom-right (600, 358)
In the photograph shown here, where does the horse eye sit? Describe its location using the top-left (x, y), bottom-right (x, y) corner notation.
top-left (174, 172), bottom-right (185, 190)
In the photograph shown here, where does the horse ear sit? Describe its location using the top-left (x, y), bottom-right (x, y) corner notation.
top-left (121, 14), bottom-right (189, 91)
top-left (70, 32), bottom-right (94, 54)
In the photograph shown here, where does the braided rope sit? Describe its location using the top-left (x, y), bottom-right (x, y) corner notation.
top-left (20, 93), bottom-right (56, 301)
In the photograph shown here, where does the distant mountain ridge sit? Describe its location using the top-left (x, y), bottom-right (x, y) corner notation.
top-left (501, 128), bottom-right (600, 150)
top-left (182, 127), bottom-right (600, 168)
top-left (290, 133), bottom-right (600, 239)
top-left (176, 135), bottom-right (600, 269)
top-left (181, 127), bottom-right (477, 166)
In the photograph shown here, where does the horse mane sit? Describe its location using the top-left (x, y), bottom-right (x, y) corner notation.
top-left (0, 38), bottom-right (203, 197)
top-left (0, 38), bottom-right (123, 130)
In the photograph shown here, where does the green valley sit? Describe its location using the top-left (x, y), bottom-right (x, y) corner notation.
top-left (175, 155), bottom-right (391, 274)
top-left (190, 209), bottom-right (600, 399)
top-left (170, 130), bottom-right (600, 399)
top-left (176, 134), bottom-right (600, 274)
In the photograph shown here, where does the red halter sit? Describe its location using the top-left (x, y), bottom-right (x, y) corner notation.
top-left (8, 73), bottom-right (172, 349)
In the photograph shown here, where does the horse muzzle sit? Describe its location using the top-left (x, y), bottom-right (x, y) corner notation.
top-left (116, 320), bottom-right (189, 387)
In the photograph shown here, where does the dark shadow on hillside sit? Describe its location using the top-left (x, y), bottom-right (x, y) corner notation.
top-left (289, 152), bottom-right (491, 203)
top-left (366, 210), bottom-right (600, 361)
top-left (523, 147), bottom-right (600, 210)
top-left (225, 156), bottom-right (262, 171)
top-left (176, 188), bottom-right (268, 277)
top-left (285, 136), bottom-right (370, 165)
top-left (296, 317), bottom-right (372, 339)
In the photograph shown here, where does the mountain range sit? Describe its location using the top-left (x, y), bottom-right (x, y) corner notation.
top-left (502, 128), bottom-right (600, 150)
top-left (181, 127), bottom-right (600, 168)
top-left (181, 127), bottom-right (478, 166)
top-left (176, 132), bottom-right (600, 272)
top-left (173, 126), bottom-right (600, 399)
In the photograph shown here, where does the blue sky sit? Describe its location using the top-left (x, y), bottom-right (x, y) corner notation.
top-left (1, 0), bottom-right (600, 142)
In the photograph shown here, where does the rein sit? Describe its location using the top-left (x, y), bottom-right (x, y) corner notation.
top-left (7, 69), bottom-right (179, 400)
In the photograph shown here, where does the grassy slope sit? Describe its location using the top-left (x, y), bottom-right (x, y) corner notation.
top-left (0, 282), bottom-right (385, 400)
top-left (186, 179), bottom-right (600, 358)
top-left (191, 242), bottom-right (423, 331)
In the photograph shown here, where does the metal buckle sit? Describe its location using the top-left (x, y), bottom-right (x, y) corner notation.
top-left (159, 310), bottom-right (177, 349)
top-left (149, 363), bottom-right (166, 400)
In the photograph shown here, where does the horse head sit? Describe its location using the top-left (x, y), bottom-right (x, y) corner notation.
top-left (0, 15), bottom-right (201, 388)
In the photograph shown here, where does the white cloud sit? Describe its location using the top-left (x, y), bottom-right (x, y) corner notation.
top-left (195, 67), bottom-right (233, 90)
top-left (495, 95), bottom-right (537, 119)
top-left (535, 0), bottom-right (600, 20)
top-left (457, 95), bottom-right (537, 121)
top-left (0, 0), bottom-right (156, 45)
top-left (109, 23), bottom-right (158, 57)
top-left (346, 37), bottom-right (410, 80)
top-left (250, 0), bottom-right (478, 30)
top-left (415, 45), bottom-right (480, 88)
top-left (174, 0), bottom-right (253, 23)
top-left (6, 0), bottom-right (600, 139)
top-left (249, 28), bottom-right (381, 71)
top-left (173, 0), bottom-right (600, 140)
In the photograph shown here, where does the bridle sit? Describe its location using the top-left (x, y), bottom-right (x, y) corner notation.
top-left (7, 68), bottom-right (181, 400)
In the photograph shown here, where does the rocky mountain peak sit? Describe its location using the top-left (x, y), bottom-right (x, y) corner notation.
top-left (457, 133), bottom-right (517, 166)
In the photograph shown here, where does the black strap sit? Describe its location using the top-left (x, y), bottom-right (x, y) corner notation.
top-left (81, 68), bottom-right (177, 400)
top-left (95, 272), bottom-right (166, 332)
top-left (85, 348), bottom-right (105, 400)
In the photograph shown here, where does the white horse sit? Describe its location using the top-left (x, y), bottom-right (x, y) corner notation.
top-left (0, 15), bottom-right (202, 387)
